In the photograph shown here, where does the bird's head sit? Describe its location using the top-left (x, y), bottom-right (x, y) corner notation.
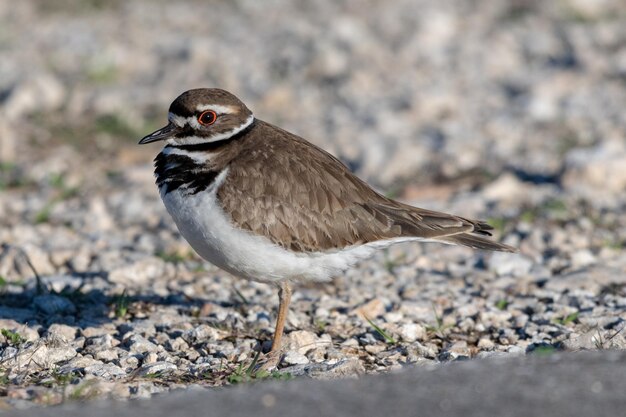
top-left (139, 88), bottom-right (254, 146)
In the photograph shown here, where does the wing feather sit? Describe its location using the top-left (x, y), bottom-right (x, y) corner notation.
top-left (217, 121), bottom-right (514, 253)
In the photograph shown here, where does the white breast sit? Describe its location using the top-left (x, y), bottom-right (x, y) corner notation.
top-left (160, 169), bottom-right (423, 283)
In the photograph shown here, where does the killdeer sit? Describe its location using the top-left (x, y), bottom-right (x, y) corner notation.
top-left (139, 88), bottom-right (515, 354)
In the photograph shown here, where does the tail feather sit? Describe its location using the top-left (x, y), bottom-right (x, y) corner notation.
top-left (367, 201), bottom-right (516, 253)
top-left (471, 220), bottom-right (495, 236)
top-left (436, 233), bottom-right (517, 253)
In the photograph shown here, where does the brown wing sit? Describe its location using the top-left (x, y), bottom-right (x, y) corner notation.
top-left (218, 121), bottom-right (515, 253)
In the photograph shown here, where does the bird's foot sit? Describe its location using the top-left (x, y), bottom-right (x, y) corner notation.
top-left (257, 349), bottom-right (282, 372)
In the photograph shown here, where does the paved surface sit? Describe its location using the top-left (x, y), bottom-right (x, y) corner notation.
top-left (11, 350), bottom-right (626, 417)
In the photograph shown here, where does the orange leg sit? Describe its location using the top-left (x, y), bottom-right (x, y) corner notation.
top-left (270, 281), bottom-right (292, 353)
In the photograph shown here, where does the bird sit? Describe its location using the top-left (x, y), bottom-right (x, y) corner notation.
top-left (138, 88), bottom-right (516, 356)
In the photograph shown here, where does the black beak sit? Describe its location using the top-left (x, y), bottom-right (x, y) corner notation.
top-left (138, 123), bottom-right (180, 144)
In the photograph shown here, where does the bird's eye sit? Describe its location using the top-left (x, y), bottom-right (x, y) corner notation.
top-left (198, 110), bottom-right (217, 126)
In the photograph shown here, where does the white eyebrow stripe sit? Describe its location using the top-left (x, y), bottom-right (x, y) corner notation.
top-left (196, 104), bottom-right (237, 114)
top-left (168, 113), bottom-right (188, 127)
top-left (166, 114), bottom-right (255, 146)
top-left (168, 105), bottom-right (237, 129)
top-left (168, 112), bottom-right (201, 129)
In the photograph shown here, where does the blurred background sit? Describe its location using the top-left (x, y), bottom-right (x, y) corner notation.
top-left (2, 0), bottom-right (626, 212)
top-left (2, 0), bottom-right (625, 262)
top-left (0, 0), bottom-right (625, 406)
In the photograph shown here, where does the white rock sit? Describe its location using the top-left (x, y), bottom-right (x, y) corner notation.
top-left (182, 324), bottom-right (227, 344)
top-left (95, 349), bottom-right (119, 362)
top-left (119, 355), bottom-right (140, 371)
top-left (143, 352), bottom-right (158, 364)
top-left (20, 244), bottom-right (56, 276)
top-left (564, 141), bottom-right (626, 196)
top-left (490, 252), bottom-right (533, 277)
top-left (398, 323), bottom-right (425, 343)
top-left (507, 346), bottom-right (525, 355)
top-left (82, 326), bottom-right (117, 338)
top-left (18, 326), bottom-right (41, 342)
top-left (165, 337), bottom-right (189, 352)
top-left (59, 355), bottom-right (101, 373)
top-left (457, 304), bottom-right (479, 317)
top-left (3, 73), bottom-right (66, 120)
top-left (528, 81), bottom-right (560, 121)
top-left (69, 246), bottom-right (92, 272)
top-left (46, 324), bottom-right (77, 342)
top-left (2, 338), bottom-right (77, 371)
top-left (451, 341), bottom-right (470, 353)
top-left (87, 198), bottom-right (115, 232)
top-left (0, 319), bottom-right (22, 331)
top-left (482, 173), bottom-right (533, 205)
top-left (108, 257), bottom-right (168, 286)
top-left (352, 298), bottom-right (386, 319)
top-left (285, 330), bottom-right (322, 354)
top-left (477, 338), bottom-right (495, 350)
top-left (309, 358), bottom-right (365, 379)
top-left (136, 361), bottom-right (177, 377)
top-left (127, 334), bottom-right (158, 354)
top-left (479, 310), bottom-right (513, 327)
top-left (571, 249), bottom-right (596, 269)
top-left (282, 350), bottom-right (310, 365)
top-left (84, 363), bottom-right (126, 379)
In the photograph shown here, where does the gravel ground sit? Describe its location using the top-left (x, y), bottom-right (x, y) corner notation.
top-left (1, 0), bottom-right (625, 410)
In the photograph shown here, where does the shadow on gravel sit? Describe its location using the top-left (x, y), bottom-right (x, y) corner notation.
top-left (0, 242), bottom-right (223, 332)
top-left (0, 274), bottom-right (215, 332)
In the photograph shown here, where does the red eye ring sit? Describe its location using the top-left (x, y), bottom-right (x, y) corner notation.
top-left (198, 110), bottom-right (217, 126)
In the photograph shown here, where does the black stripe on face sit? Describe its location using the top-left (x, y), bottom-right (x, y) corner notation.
top-left (154, 152), bottom-right (220, 195)
top-left (169, 101), bottom-right (195, 118)
top-left (172, 118), bottom-right (257, 146)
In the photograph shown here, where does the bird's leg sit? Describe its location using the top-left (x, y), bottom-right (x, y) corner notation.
top-left (270, 281), bottom-right (292, 353)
